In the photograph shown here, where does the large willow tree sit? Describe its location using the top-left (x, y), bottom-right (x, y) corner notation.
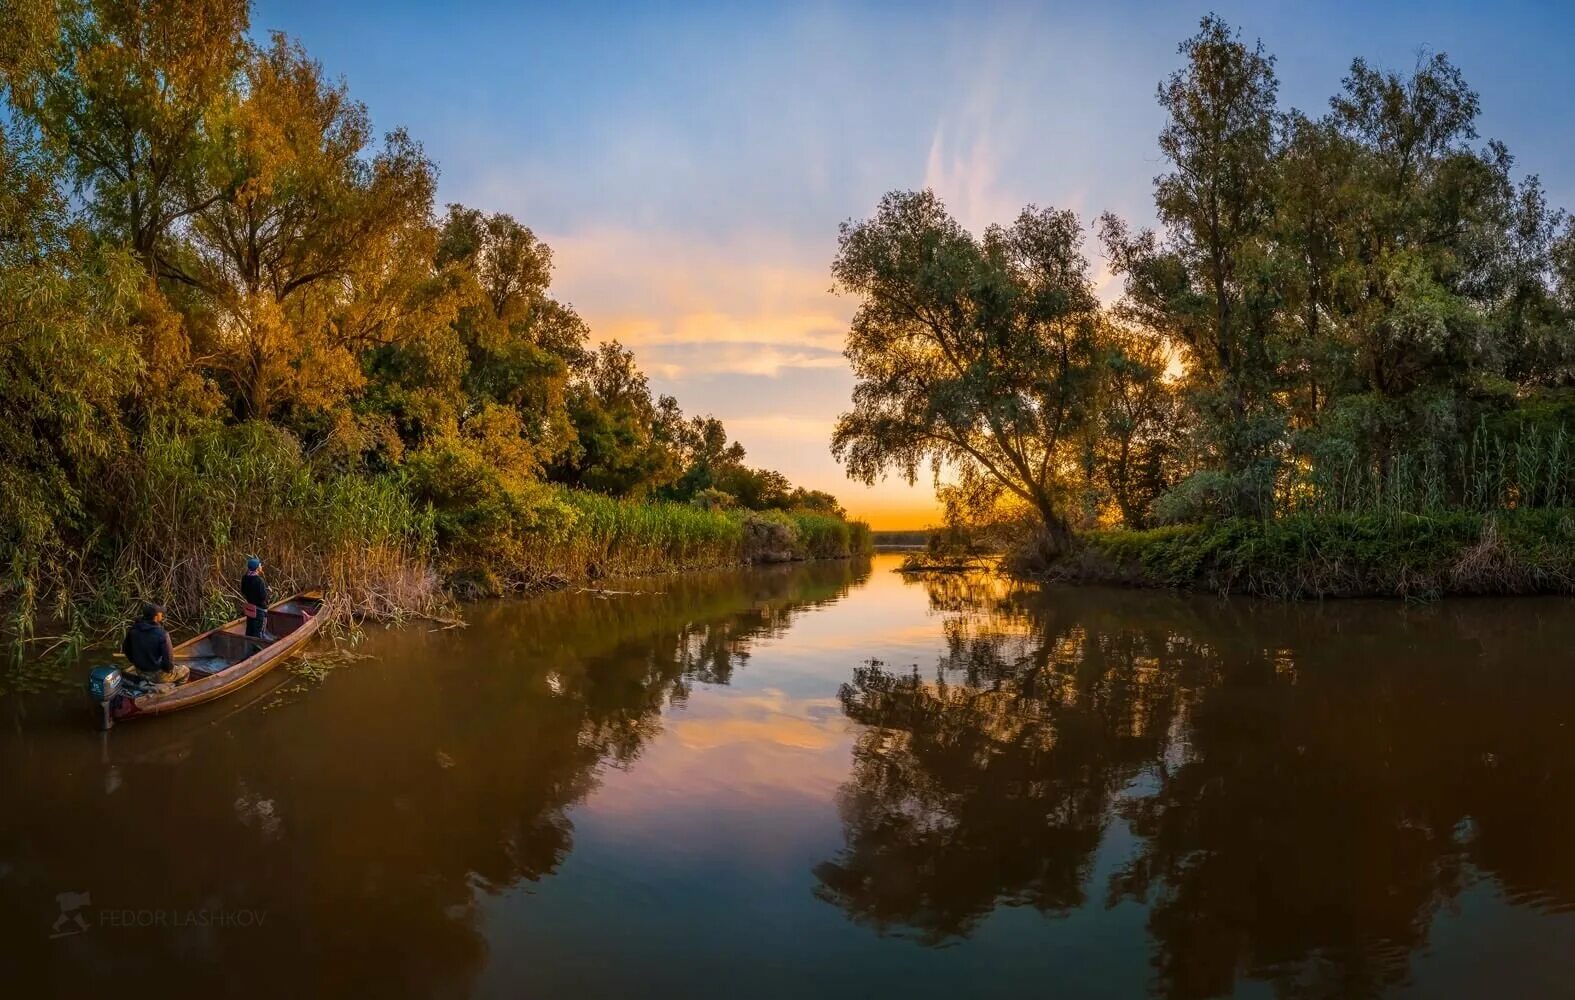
top-left (831, 190), bottom-right (1103, 549)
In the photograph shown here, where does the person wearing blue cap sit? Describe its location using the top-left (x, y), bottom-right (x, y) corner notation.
top-left (241, 556), bottom-right (275, 641)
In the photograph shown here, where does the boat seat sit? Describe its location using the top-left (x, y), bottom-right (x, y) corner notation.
top-left (184, 656), bottom-right (231, 677)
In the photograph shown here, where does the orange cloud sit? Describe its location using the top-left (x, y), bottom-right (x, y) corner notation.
top-left (545, 226), bottom-right (852, 378)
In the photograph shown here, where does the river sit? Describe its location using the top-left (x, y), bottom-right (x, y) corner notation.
top-left (3, 553), bottom-right (1575, 997)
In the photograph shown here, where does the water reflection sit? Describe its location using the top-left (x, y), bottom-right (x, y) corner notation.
top-left (6, 556), bottom-right (1575, 997)
top-left (0, 558), bottom-right (868, 997)
top-left (815, 569), bottom-right (1575, 997)
top-left (814, 574), bottom-right (1188, 945)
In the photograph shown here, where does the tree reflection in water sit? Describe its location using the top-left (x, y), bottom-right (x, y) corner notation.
top-left (0, 557), bottom-right (869, 998)
top-left (815, 568), bottom-right (1575, 998)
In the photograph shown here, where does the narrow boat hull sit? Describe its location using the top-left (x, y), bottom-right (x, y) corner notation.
top-left (105, 595), bottom-right (324, 724)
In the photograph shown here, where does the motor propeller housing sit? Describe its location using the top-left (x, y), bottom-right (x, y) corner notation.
top-left (87, 666), bottom-right (122, 730)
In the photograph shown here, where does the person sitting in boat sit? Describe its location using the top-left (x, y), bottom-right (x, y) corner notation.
top-left (241, 556), bottom-right (276, 642)
top-left (122, 603), bottom-right (188, 685)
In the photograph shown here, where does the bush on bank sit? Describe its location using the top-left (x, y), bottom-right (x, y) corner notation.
top-left (1018, 510), bottom-right (1575, 600)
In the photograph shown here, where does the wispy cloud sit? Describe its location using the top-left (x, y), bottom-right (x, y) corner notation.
top-left (922, 79), bottom-right (1025, 234)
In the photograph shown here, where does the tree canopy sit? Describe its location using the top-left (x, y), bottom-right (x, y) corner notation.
top-left (836, 15), bottom-right (1575, 535)
top-left (0, 0), bottom-right (861, 632)
top-left (832, 190), bottom-right (1105, 545)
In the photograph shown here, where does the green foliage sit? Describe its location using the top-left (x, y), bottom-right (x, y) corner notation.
top-left (110, 421), bottom-right (438, 624)
top-left (550, 341), bottom-right (672, 496)
top-left (1063, 510), bottom-right (1575, 599)
top-left (1100, 15), bottom-right (1284, 513)
top-left (1286, 396), bottom-right (1575, 516)
top-left (0, 0), bottom-right (866, 647)
top-left (0, 120), bottom-right (142, 637)
top-left (1152, 470), bottom-right (1252, 526)
top-left (783, 511), bottom-right (852, 561)
top-left (1, 0), bottom-right (252, 277)
top-left (1090, 323), bottom-right (1184, 527)
top-left (847, 520), bottom-right (875, 556)
top-left (690, 488), bottom-right (736, 512)
top-left (542, 489), bottom-right (747, 582)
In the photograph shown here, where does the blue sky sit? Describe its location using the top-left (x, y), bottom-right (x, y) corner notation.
top-left (254, 0), bottom-right (1575, 527)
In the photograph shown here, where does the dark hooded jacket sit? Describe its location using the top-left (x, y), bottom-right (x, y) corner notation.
top-left (122, 619), bottom-right (175, 675)
top-left (241, 571), bottom-right (270, 613)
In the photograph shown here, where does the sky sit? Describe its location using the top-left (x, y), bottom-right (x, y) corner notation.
top-left (253, 0), bottom-right (1575, 529)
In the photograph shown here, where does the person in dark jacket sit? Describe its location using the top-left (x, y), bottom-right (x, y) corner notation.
top-left (122, 603), bottom-right (188, 684)
top-left (241, 556), bottom-right (275, 641)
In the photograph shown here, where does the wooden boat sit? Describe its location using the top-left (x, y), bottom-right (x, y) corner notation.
top-left (89, 594), bottom-right (324, 729)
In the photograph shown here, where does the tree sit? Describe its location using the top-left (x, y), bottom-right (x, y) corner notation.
top-left (1094, 323), bottom-right (1184, 527)
top-left (832, 190), bottom-right (1103, 549)
top-left (1285, 53), bottom-right (1545, 499)
top-left (712, 464), bottom-right (791, 510)
top-left (652, 396), bottom-right (747, 502)
top-left (548, 341), bottom-right (675, 496)
top-left (0, 121), bottom-right (141, 627)
top-left (436, 205), bottom-right (588, 469)
top-left (0, 0), bottom-right (246, 426)
top-left (0, 0), bottom-right (250, 280)
top-left (1490, 176), bottom-right (1573, 386)
top-left (1102, 15), bottom-right (1283, 516)
top-left (784, 488), bottom-right (846, 518)
top-left (172, 34), bottom-right (440, 421)
top-left (1327, 53), bottom-right (1499, 399)
top-left (1273, 110), bottom-right (1361, 426)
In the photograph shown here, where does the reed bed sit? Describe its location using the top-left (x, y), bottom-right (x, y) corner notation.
top-left (1041, 508), bottom-right (1575, 600)
top-left (95, 423), bottom-right (442, 635)
top-left (2, 421), bottom-right (872, 652)
top-left (513, 489), bottom-right (748, 587)
top-left (1293, 422), bottom-right (1575, 517)
top-left (509, 494), bottom-right (870, 588)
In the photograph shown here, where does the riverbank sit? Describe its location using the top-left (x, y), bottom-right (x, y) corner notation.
top-left (3, 439), bottom-right (872, 656)
top-left (1020, 509), bottom-right (1575, 599)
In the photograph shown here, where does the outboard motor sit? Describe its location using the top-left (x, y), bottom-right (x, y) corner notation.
top-left (87, 666), bottom-right (122, 731)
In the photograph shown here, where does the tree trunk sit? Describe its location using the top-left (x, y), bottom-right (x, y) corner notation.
top-left (1036, 503), bottom-right (1076, 557)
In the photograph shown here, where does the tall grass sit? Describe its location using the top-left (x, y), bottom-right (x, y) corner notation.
top-left (516, 489), bottom-right (747, 585)
top-left (4, 421), bottom-right (873, 650)
top-left (1293, 420), bottom-right (1575, 517)
top-left (104, 422), bottom-right (441, 630)
top-left (509, 497), bottom-right (870, 587)
top-left (1056, 509), bottom-right (1575, 600)
top-left (847, 520), bottom-right (875, 556)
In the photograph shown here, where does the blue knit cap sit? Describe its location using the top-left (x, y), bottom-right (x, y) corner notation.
top-left (246, 556), bottom-right (261, 571)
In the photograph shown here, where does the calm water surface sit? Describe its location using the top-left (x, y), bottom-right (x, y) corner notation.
top-left (5, 554), bottom-right (1575, 997)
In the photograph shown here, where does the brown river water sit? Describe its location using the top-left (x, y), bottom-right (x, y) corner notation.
top-left (3, 553), bottom-right (1575, 998)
